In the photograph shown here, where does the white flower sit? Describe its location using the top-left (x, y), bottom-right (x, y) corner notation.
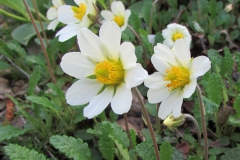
top-left (46, 0), bottom-right (64, 31)
top-left (101, 1), bottom-right (131, 31)
top-left (60, 21), bottom-right (148, 119)
top-left (162, 23), bottom-right (192, 48)
top-left (148, 34), bottom-right (156, 46)
top-left (144, 39), bottom-right (211, 119)
top-left (56, 0), bottom-right (97, 42)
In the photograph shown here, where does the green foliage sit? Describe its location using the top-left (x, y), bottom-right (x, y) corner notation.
top-left (160, 141), bottom-right (172, 160)
top-left (208, 0), bottom-right (218, 18)
top-left (142, 0), bottom-right (152, 24)
top-left (130, 129), bottom-right (137, 149)
top-left (136, 141), bottom-right (155, 160)
top-left (233, 94), bottom-right (240, 117)
top-left (198, 0), bottom-right (209, 15)
top-left (27, 66), bottom-right (41, 95)
top-left (172, 148), bottom-right (184, 160)
top-left (145, 102), bottom-right (157, 116)
top-left (0, 125), bottom-right (28, 142)
top-left (0, 39), bottom-right (12, 58)
top-left (4, 144), bottom-right (48, 160)
top-left (168, 0), bottom-right (178, 9)
top-left (140, 34), bottom-right (153, 57)
top-left (202, 96), bottom-right (219, 114)
top-left (135, 46), bottom-right (144, 64)
top-left (209, 147), bottom-right (231, 155)
top-left (110, 135), bottom-right (130, 160)
top-left (220, 147), bottom-right (240, 160)
top-left (0, 0), bottom-right (27, 18)
top-left (6, 40), bottom-right (27, 57)
top-left (128, 11), bottom-right (141, 31)
top-left (26, 55), bottom-right (46, 67)
top-left (50, 135), bottom-right (91, 160)
top-left (46, 83), bottom-right (65, 100)
top-left (221, 47), bottom-right (234, 76)
top-left (0, 60), bottom-right (11, 70)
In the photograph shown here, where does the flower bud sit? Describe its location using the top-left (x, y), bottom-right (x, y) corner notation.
top-left (163, 114), bottom-right (185, 131)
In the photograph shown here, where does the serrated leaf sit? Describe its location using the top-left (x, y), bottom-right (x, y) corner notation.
top-left (198, 0), bottom-right (209, 15)
top-left (6, 40), bottom-right (27, 57)
top-left (221, 47), bottom-right (234, 76)
top-left (160, 141), bottom-right (172, 160)
top-left (172, 147), bottom-right (184, 160)
top-left (136, 141), bottom-right (155, 160)
top-left (145, 102), bottom-right (157, 116)
top-left (110, 135), bottom-right (130, 160)
top-left (220, 147), bottom-right (240, 160)
top-left (128, 11), bottom-right (141, 31)
top-left (112, 123), bottom-right (129, 148)
top-left (50, 135), bottom-right (91, 160)
top-left (26, 96), bottom-right (58, 113)
top-left (4, 144), bottom-right (48, 160)
top-left (207, 49), bottom-right (222, 73)
top-left (233, 94), bottom-right (240, 117)
top-left (202, 96), bottom-right (219, 114)
top-left (154, 32), bottom-right (164, 44)
top-left (46, 83), bottom-right (65, 100)
top-left (140, 34), bottom-right (153, 57)
top-left (0, 0), bottom-right (27, 18)
top-left (130, 129), bottom-right (137, 149)
top-left (73, 106), bottom-right (86, 123)
top-left (208, 0), bottom-right (218, 18)
top-left (142, 0), bottom-right (152, 24)
top-left (27, 66), bottom-right (41, 95)
top-left (135, 46), bottom-right (144, 64)
top-left (215, 11), bottom-right (230, 27)
top-left (0, 126), bottom-right (28, 142)
top-left (26, 55), bottom-right (46, 67)
top-left (209, 147), bottom-right (230, 155)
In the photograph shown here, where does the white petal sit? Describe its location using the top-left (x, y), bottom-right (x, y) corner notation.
top-left (52, 0), bottom-right (64, 8)
top-left (154, 43), bottom-right (178, 65)
top-left (57, 5), bottom-right (79, 24)
top-left (99, 21), bottom-right (121, 61)
top-left (83, 86), bottom-right (114, 119)
top-left (66, 79), bottom-right (103, 105)
top-left (111, 83), bottom-right (132, 114)
top-left (47, 7), bottom-right (57, 20)
top-left (163, 39), bottom-right (173, 48)
top-left (80, 15), bottom-right (92, 27)
top-left (60, 52), bottom-right (95, 79)
top-left (47, 19), bottom-right (59, 31)
top-left (148, 34), bottom-right (156, 45)
top-left (158, 90), bottom-right (183, 119)
top-left (101, 10), bottom-right (114, 20)
top-left (183, 76), bottom-right (197, 98)
top-left (74, 0), bottom-right (86, 5)
top-left (144, 72), bottom-right (165, 89)
top-left (151, 54), bottom-right (171, 74)
top-left (147, 87), bottom-right (170, 103)
top-left (119, 42), bottom-right (136, 69)
top-left (125, 64), bottom-right (148, 89)
top-left (125, 9), bottom-right (131, 20)
top-left (78, 28), bottom-right (106, 62)
top-left (111, 1), bottom-right (125, 16)
top-left (172, 39), bottom-right (191, 67)
top-left (56, 24), bottom-right (79, 42)
top-left (190, 56), bottom-right (211, 77)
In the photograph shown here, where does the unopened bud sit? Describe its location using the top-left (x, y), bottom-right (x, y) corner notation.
top-left (192, 21), bottom-right (204, 34)
top-left (225, 4), bottom-right (233, 12)
top-left (163, 114), bottom-right (185, 131)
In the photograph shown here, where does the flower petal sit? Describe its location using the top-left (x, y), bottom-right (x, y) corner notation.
top-left (154, 43), bottom-right (178, 65)
top-left (144, 72), bottom-right (165, 89)
top-left (125, 64), bottom-right (148, 89)
top-left (83, 86), bottom-right (114, 118)
top-left (101, 10), bottom-right (114, 20)
top-left (74, 0), bottom-right (86, 5)
top-left (190, 56), bottom-right (211, 77)
top-left (66, 79), bottom-right (103, 105)
top-left (111, 1), bottom-right (125, 16)
top-left (99, 21), bottom-right (121, 61)
top-left (60, 52), bottom-right (95, 79)
top-left (172, 39), bottom-right (191, 67)
top-left (151, 54), bottom-right (171, 74)
top-left (47, 7), bottom-right (57, 20)
top-left (52, 0), bottom-right (64, 8)
top-left (158, 90), bottom-right (183, 119)
top-left (111, 83), bottom-right (132, 114)
top-left (183, 76), bottom-right (197, 98)
top-left (57, 5), bottom-right (79, 24)
top-left (119, 42), bottom-right (136, 69)
top-left (78, 28), bottom-right (106, 62)
top-left (147, 87), bottom-right (170, 103)
top-left (47, 18), bottom-right (59, 31)
top-left (56, 24), bottom-right (79, 42)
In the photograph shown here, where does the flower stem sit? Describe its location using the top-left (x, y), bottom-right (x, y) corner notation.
top-left (124, 113), bottom-right (132, 149)
top-left (133, 87), bottom-right (160, 160)
top-left (156, 104), bottom-right (162, 134)
top-left (0, 9), bottom-right (29, 22)
top-left (149, 0), bottom-right (158, 34)
top-left (23, 0), bottom-right (56, 84)
top-left (196, 84), bottom-right (208, 160)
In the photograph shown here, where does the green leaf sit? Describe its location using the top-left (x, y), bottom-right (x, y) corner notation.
top-left (168, 0), bottom-right (178, 9)
top-left (12, 23), bottom-right (48, 46)
top-left (154, 32), bottom-right (164, 44)
top-left (110, 135), bottom-right (130, 160)
top-left (140, 34), bottom-right (153, 57)
top-left (26, 96), bottom-right (58, 113)
top-left (209, 147), bottom-right (231, 155)
top-left (238, 16), bottom-right (240, 29)
top-left (4, 144), bottom-right (48, 160)
top-left (145, 102), bottom-right (157, 116)
top-left (50, 135), bottom-right (91, 160)
top-left (207, 49), bottom-right (222, 73)
top-left (130, 129), bottom-right (137, 149)
top-left (112, 123), bottom-right (129, 148)
top-left (27, 66), bottom-right (41, 95)
top-left (0, 60), bottom-right (11, 70)
top-left (221, 47), bottom-right (234, 76)
top-left (198, 0), bottom-right (209, 15)
top-left (73, 106), bottom-right (86, 123)
top-left (0, 39), bottom-right (12, 58)
top-left (0, 0), bottom-right (27, 18)
top-left (128, 11), bottom-right (141, 31)
top-left (160, 141), bottom-right (172, 160)
top-left (220, 147), bottom-right (240, 160)
top-left (202, 96), bottom-right (219, 114)
top-left (215, 11), bottom-right (230, 27)
top-left (26, 55), bottom-right (46, 67)
top-left (135, 46), bottom-right (144, 64)
top-left (208, 0), bottom-right (218, 18)
top-left (6, 40), bottom-right (27, 57)
top-left (46, 83), bottom-right (65, 100)
top-left (233, 94), bottom-right (240, 117)
top-left (0, 125), bottom-right (28, 142)
top-left (172, 148), bottom-right (184, 160)
top-left (136, 141), bottom-right (155, 160)
top-left (142, 0), bottom-right (152, 24)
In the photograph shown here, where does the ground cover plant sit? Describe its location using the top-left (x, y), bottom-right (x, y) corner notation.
top-left (0, 0), bottom-right (240, 159)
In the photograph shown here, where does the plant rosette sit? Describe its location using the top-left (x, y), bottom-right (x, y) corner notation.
top-left (56, 0), bottom-right (97, 42)
top-left (144, 39), bottom-right (211, 119)
top-left (101, 1), bottom-right (131, 31)
top-left (162, 23), bottom-right (192, 48)
top-left (60, 21), bottom-right (148, 119)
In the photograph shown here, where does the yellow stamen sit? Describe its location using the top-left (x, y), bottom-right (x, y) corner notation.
top-left (172, 32), bottom-right (184, 41)
top-left (94, 60), bottom-right (124, 85)
top-left (71, 3), bottom-right (87, 21)
top-left (164, 66), bottom-right (190, 90)
top-left (113, 16), bottom-right (124, 27)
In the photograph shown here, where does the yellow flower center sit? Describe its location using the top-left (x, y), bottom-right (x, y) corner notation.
top-left (164, 66), bottom-right (190, 90)
top-left (113, 16), bottom-right (124, 27)
top-left (71, 3), bottom-right (87, 21)
top-left (172, 32), bottom-right (184, 41)
top-left (94, 60), bottom-right (124, 85)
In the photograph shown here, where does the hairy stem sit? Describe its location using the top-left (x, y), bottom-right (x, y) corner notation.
top-left (133, 87), bottom-right (160, 160)
top-left (23, 0), bottom-right (56, 84)
top-left (196, 84), bottom-right (208, 160)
